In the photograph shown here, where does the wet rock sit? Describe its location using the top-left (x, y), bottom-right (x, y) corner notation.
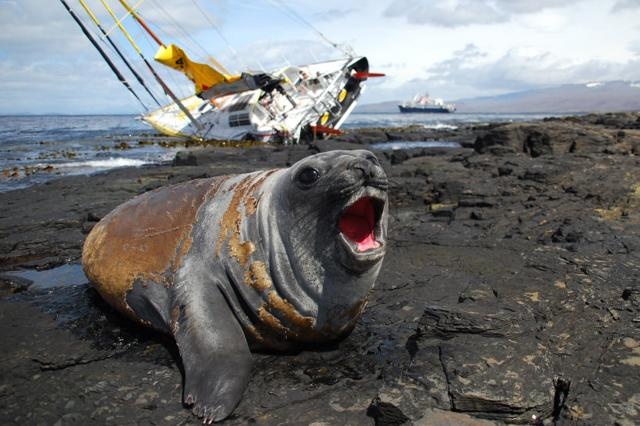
top-left (416, 408), bottom-right (499, 425)
top-left (418, 306), bottom-right (527, 339)
top-left (440, 336), bottom-right (554, 423)
top-left (388, 150), bottom-right (409, 165)
top-left (0, 274), bottom-right (33, 297)
top-left (172, 151), bottom-right (198, 166)
top-left (622, 288), bottom-right (640, 306)
top-left (474, 114), bottom-right (640, 156)
top-left (0, 113), bottom-right (639, 425)
top-left (458, 282), bottom-right (497, 304)
top-left (524, 130), bottom-right (552, 157)
top-left (367, 397), bottom-right (411, 425)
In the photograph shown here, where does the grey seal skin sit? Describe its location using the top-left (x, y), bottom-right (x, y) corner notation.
top-left (82, 150), bottom-right (388, 423)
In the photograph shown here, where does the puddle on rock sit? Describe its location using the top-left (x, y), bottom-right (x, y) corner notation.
top-left (3, 264), bottom-right (88, 290)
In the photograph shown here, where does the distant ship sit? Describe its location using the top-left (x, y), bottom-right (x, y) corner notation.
top-left (398, 93), bottom-right (456, 113)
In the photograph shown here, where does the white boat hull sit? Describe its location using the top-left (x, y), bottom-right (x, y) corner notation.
top-left (143, 57), bottom-right (370, 144)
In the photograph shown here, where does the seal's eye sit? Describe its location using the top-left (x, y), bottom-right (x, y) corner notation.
top-left (297, 167), bottom-right (321, 186)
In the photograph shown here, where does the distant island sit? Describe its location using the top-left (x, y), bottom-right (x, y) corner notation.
top-left (356, 80), bottom-right (640, 114)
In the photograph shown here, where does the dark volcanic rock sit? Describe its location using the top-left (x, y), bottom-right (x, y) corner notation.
top-left (475, 112), bottom-right (640, 156)
top-left (0, 274), bottom-right (32, 296)
top-left (440, 337), bottom-right (553, 422)
top-left (0, 113), bottom-right (639, 425)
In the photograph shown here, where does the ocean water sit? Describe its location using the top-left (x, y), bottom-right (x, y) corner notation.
top-left (370, 141), bottom-right (462, 150)
top-left (342, 112), bottom-right (558, 130)
top-left (0, 115), bottom-right (178, 192)
top-left (0, 112), bottom-right (559, 192)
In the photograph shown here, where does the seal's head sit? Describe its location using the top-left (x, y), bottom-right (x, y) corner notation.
top-left (271, 149), bottom-right (388, 335)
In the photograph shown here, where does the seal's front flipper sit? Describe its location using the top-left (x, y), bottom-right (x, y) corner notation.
top-left (173, 282), bottom-right (252, 423)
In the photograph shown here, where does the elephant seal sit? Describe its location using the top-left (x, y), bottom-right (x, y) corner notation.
top-left (82, 150), bottom-right (388, 423)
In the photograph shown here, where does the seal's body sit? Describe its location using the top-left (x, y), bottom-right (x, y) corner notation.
top-left (83, 150), bottom-right (388, 423)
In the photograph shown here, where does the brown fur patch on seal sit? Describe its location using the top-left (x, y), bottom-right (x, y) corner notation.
top-left (242, 259), bottom-right (318, 339)
top-left (215, 170), bottom-right (278, 265)
top-left (82, 177), bottom-right (226, 320)
top-left (257, 306), bottom-right (287, 335)
top-left (266, 292), bottom-right (316, 331)
top-left (244, 261), bottom-right (272, 291)
top-left (216, 177), bottom-right (255, 265)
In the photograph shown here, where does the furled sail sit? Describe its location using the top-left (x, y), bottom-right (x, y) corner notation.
top-left (154, 44), bottom-right (240, 95)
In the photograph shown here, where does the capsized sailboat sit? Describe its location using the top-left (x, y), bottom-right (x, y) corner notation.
top-left (62, 0), bottom-right (383, 144)
top-left (145, 55), bottom-right (373, 143)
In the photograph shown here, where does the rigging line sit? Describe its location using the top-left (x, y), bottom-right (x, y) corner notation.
top-left (140, 31), bottom-right (188, 100)
top-left (187, 0), bottom-right (245, 72)
top-left (116, 0), bottom-right (164, 47)
top-left (147, 0), bottom-right (211, 60)
top-left (269, 0), bottom-right (351, 56)
top-left (59, 0), bottom-right (148, 110)
top-left (103, 0), bottom-right (146, 38)
top-left (76, 10), bottom-right (148, 114)
top-left (100, 0), bottom-right (143, 55)
top-left (77, 0), bottom-right (162, 107)
top-left (103, 0), bottom-right (203, 130)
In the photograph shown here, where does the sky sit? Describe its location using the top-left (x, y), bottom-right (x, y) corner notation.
top-left (0, 0), bottom-right (639, 114)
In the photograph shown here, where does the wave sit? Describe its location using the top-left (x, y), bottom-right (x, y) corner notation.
top-left (423, 123), bottom-right (458, 130)
top-left (43, 158), bottom-right (150, 169)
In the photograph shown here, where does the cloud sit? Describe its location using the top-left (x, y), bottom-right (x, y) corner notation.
top-left (496, 0), bottom-right (578, 13)
top-left (431, 44), bottom-right (487, 68)
top-left (425, 45), bottom-right (640, 91)
top-left (519, 10), bottom-right (567, 31)
top-left (135, 0), bottom-right (224, 34)
top-left (312, 8), bottom-right (358, 22)
top-left (220, 39), bottom-right (338, 72)
top-left (384, 0), bottom-right (506, 27)
top-left (383, 0), bottom-right (584, 27)
top-left (366, 43), bottom-right (640, 103)
top-left (611, 0), bottom-right (640, 12)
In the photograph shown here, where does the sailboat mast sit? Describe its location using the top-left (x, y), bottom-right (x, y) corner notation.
top-left (100, 0), bottom-right (203, 131)
top-left (116, 0), bottom-right (165, 47)
top-left (58, 0), bottom-right (148, 110)
top-left (77, 0), bottom-right (162, 108)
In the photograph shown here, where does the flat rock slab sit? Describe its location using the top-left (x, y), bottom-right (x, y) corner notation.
top-left (440, 336), bottom-right (553, 422)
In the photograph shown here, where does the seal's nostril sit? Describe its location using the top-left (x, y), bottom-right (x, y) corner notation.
top-left (365, 154), bottom-right (380, 167)
top-left (352, 155), bottom-right (385, 180)
top-left (353, 161), bottom-right (374, 178)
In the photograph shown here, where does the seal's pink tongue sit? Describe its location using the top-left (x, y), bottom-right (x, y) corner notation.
top-left (339, 197), bottom-right (380, 252)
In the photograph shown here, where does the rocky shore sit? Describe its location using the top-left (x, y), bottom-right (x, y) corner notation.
top-left (1, 112), bottom-right (639, 425)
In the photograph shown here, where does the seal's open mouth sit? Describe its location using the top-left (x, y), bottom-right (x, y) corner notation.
top-left (338, 197), bottom-right (383, 252)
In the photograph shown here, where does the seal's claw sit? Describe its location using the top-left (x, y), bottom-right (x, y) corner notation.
top-left (205, 409), bottom-right (218, 425)
top-left (183, 376), bottom-right (243, 423)
top-left (192, 404), bottom-right (202, 417)
top-left (185, 394), bottom-right (194, 405)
